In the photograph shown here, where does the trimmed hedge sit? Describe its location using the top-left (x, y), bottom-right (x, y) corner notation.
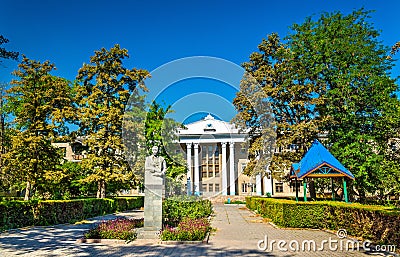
top-left (246, 197), bottom-right (400, 246)
top-left (163, 196), bottom-right (213, 227)
top-left (0, 196), bottom-right (144, 231)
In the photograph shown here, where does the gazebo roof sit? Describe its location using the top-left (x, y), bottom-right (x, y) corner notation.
top-left (290, 140), bottom-right (355, 180)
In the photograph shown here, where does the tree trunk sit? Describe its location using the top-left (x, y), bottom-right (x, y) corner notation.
top-left (24, 181), bottom-right (31, 201)
top-left (358, 188), bottom-right (366, 203)
top-left (100, 180), bottom-right (106, 198)
top-left (97, 180), bottom-right (106, 198)
top-left (97, 181), bottom-right (101, 198)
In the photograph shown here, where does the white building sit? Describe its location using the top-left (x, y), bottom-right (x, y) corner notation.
top-left (178, 114), bottom-right (274, 197)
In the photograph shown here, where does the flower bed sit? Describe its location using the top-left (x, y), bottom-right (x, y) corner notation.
top-left (84, 217), bottom-right (144, 241)
top-left (160, 217), bottom-right (211, 241)
top-left (161, 197), bottom-right (213, 242)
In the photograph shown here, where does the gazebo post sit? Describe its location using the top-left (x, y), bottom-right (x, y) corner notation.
top-left (343, 177), bottom-right (348, 203)
top-left (303, 178), bottom-right (307, 202)
top-left (295, 178), bottom-right (299, 202)
top-left (331, 178), bottom-right (335, 201)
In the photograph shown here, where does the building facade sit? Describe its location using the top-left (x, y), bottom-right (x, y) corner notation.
top-left (178, 114), bottom-right (302, 197)
top-left (52, 138), bottom-right (87, 162)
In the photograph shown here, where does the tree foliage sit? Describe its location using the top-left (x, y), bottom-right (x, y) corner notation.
top-left (0, 35), bottom-right (19, 190)
top-left (144, 102), bottom-right (186, 179)
top-left (234, 9), bottom-right (400, 200)
top-left (233, 73), bottom-right (276, 177)
top-left (2, 57), bottom-right (74, 200)
top-left (75, 44), bottom-right (149, 198)
top-left (0, 35), bottom-right (19, 63)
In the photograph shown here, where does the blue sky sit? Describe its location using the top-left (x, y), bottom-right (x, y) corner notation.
top-left (1, 0), bottom-right (399, 124)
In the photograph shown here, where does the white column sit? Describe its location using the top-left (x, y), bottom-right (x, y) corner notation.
top-left (186, 143), bottom-right (192, 195)
top-left (221, 142), bottom-right (227, 195)
top-left (229, 142), bottom-right (236, 195)
top-left (194, 143), bottom-right (200, 195)
top-left (263, 168), bottom-right (273, 196)
top-left (256, 174), bottom-right (262, 196)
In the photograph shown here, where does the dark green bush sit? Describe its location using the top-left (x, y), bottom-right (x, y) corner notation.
top-left (0, 200), bottom-right (37, 230)
top-left (163, 196), bottom-right (213, 227)
top-left (0, 196), bottom-right (144, 231)
top-left (246, 197), bottom-right (400, 246)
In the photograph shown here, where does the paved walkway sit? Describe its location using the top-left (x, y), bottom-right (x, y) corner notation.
top-left (0, 204), bottom-right (397, 256)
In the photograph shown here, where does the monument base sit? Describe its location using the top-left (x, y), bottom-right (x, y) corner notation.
top-left (142, 184), bottom-right (163, 240)
top-left (136, 228), bottom-right (160, 239)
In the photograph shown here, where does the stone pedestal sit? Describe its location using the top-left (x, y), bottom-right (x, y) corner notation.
top-left (141, 184), bottom-right (163, 238)
top-left (139, 152), bottom-right (165, 239)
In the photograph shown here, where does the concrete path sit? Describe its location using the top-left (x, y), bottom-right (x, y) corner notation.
top-left (0, 204), bottom-right (396, 256)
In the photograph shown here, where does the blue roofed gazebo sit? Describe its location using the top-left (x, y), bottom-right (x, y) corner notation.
top-left (290, 140), bottom-right (355, 202)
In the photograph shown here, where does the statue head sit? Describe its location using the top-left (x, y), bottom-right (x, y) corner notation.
top-left (151, 145), bottom-right (159, 156)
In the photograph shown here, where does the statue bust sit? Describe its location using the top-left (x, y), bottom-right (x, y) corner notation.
top-left (145, 145), bottom-right (166, 181)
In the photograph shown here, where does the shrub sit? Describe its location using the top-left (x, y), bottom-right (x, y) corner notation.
top-left (84, 217), bottom-right (144, 241)
top-left (163, 196), bottom-right (212, 227)
top-left (0, 200), bottom-right (37, 230)
top-left (160, 217), bottom-right (211, 241)
top-left (246, 197), bottom-right (400, 246)
top-left (0, 196), bottom-right (144, 231)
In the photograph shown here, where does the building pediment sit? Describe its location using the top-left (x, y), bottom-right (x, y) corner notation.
top-left (178, 114), bottom-right (240, 135)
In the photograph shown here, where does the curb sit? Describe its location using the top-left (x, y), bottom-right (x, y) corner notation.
top-left (76, 238), bottom-right (129, 244)
top-left (160, 232), bottom-right (210, 245)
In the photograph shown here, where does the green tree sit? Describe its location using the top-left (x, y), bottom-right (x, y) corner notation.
top-left (235, 32), bottom-right (324, 178)
top-left (234, 9), bottom-right (400, 200)
top-left (145, 102), bottom-right (186, 178)
top-left (3, 57), bottom-right (74, 200)
top-left (144, 102), bottom-right (187, 197)
top-left (75, 44), bottom-right (149, 198)
top-left (289, 9), bottom-right (399, 200)
top-left (233, 73), bottom-right (276, 177)
top-left (0, 35), bottom-right (19, 191)
top-left (45, 161), bottom-right (97, 199)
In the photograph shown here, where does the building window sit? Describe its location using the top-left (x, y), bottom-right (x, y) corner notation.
top-left (290, 181), bottom-right (301, 193)
top-left (202, 183), bottom-right (207, 192)
top-left (215, 183), bottom-right (220, 192)
top-left (250, 184), bottom-right (256, 193)
top-left (201, 168), bottom-right (207, 178)
top-left (242, 183), bottom-right (247, 193)
top-left (214, 146), bottom-right (219, 156)
top-left (275, 182), bottom-right (284, 193)
top-left (209, 184), bottom-right (213, 192)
